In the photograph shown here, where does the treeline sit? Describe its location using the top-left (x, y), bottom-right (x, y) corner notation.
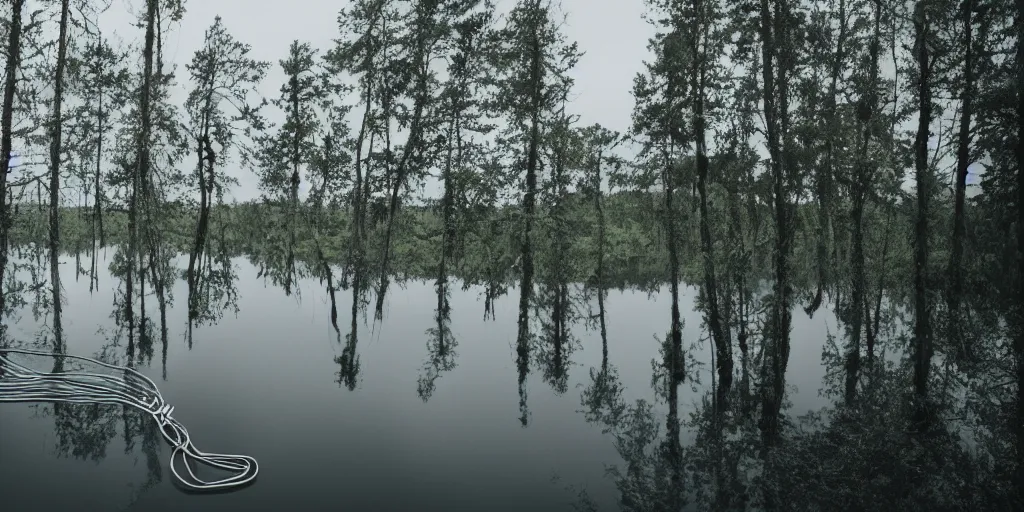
top-left (1, 0), bottom-right (1022, 509)
top-left (7, 190), bottom-right (914, 292)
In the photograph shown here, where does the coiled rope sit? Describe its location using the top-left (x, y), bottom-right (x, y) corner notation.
top-left (0, 348), bottom-right (258, 491)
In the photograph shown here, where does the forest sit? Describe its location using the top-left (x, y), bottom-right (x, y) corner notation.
top-left (0, 0), bottom-right (1022, 510)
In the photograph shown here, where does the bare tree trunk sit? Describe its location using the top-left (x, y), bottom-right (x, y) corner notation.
top-left (1014, 0), bottom-right (1023, 498)
top-left (692, 0), bottom-right (731, 412)
top-left (911, 0), bottom-right (934, 432)
top-left (515, 4), bottom-right (546, 427)
top-left (350, 25), bottom-right (376, 278)
top-left (188, 135), bottom-right (212, 321)
top-left (758, 0), bottom-right (793, 449)
top-left (437, 115), bottom-right (456, 349)
top-left (948, 0), bottom-right (974, 362)
top-left (867, 208), bottom-right (893, 363)
top-left (593, 149), bottom-right (609, 362)
top-left (809, 0), bottom-right (848, 315)
top-left (95, 69), bottom-right (105, 249)
top-left (128, 0), bottom-right (158, 359)
top-left (48, 0), bottom-right (71, 351)
top-left (845, 0), bottom-right (882, 403)
top-left (374, 3), bottom-right (437, 320)
top-left (663, 143), bottom-right (684, 386)
top-left (0, 0), bottom-right (25, 320)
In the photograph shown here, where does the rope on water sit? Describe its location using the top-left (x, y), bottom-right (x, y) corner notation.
top-left (0, 348), bottom-right (258, 491)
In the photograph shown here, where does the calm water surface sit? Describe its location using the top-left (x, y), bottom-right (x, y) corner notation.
top-left (0, 252), bottom-right (837, 511)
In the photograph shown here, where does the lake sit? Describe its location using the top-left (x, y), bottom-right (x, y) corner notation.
top-left (0, 251), bottom-right (838, 511)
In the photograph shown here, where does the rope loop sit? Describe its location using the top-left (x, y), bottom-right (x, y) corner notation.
top-left (0, 348), bottom-right (259, 491)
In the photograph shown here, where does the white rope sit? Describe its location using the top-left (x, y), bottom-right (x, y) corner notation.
top-left (0, 348), bottom-right (258, 491)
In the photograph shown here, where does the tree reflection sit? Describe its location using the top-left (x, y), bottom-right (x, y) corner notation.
top-left (515, 280), bottom-right (532, 427)
top-left (249, 206), bottom-right (299, 298)
top-left (579, 317), bottom-right (626, 432)
top-left (417, 295), bottom-right (458, 402)
top-left (534, 281), bottom-right (582, 395)
top-left (186, 219), bottom-right (240, 352)
top-left (18, 328), bottom-right (166, 504)
top-left (51, 403), bottom-right (119, 462)
top-left (336, 266), bottom-right (365, 391)
top-left (576, 334), bottom-right (686, 511)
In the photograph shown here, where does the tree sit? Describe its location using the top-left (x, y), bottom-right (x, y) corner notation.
top-left (579, 123), bottom-right (621, 379)
top-left (373, 0), bottom-right (487, 320)
top-left (676, 0), bottom-right (734, 412)
top-left (843, 0), bottom-right (885, 403)
top-left (184, 15), bottom-right (268, 323)
top-left (632, 4), bottom-right (689, 389)
top-left (119, 0), bottom-right (159, 356)
top-left (912, 0), bottom-right (935, 432)
top-left (418, 4), bottom-right (495, 401)
top-left (946, 0), bottom-right (979, 359)
top-left (488, 0), bottom-right (581, 423)
top-left (67, 33), bottom-right (132, 291)
top-left (255, 40), bottom-right (325, 294)
top-left (0, 0), bottom-right (26, 320)
top-left (757, 0), bottom-right (797, 449)
top-left (1014, 0), bottom-right (1023, 496)
top-left (47, 0), bottom-right (72, 349)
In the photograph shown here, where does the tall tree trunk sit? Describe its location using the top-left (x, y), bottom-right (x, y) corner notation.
top-left (729, 186), bottom-right (751, 416)
top-left (1014, 0), bottom-right (1023, 497)
top-left (911, 0), bottom-right (934, 432)
top-left (809, 0), bottom-right (848, 315)
top-left (664, 143), bottom-right (684, 386)
top-left (0, 0), bottom-right (25, 320)
top-left (48, 0), bottom-right (71, 351)
top-left (515, 4), bottom-right (546, 426)
top-left (867, 208), bottom-right (893, 363)
top-left (350, 64), bottom-right (372, 276)
top-left (375, 4), bottom-right (436, 320)
top-left (437, 114), bottom-right (457, 351)
top-left (948, 0), bottom-right (974, 362)
top-left (758, 0), bottom-right (792, 449)
top-left (188, 134), bottom-right (212, 321)
top-left (692, 0), bottom-right (731, 410)
top-left (189, 61), bottom-right (217, 319)
top-left (127, 0), bottom-right (158, 358)
top-left (666, 376), bottom-right (684, 510)
top-left (845, 0), bottom-right (882, 403)
top-left (846, 194), bottom-right (865, 402)
top-left (290, 72), bottom-right (301, 219)
top-left (285, 71), bottom-right (302, 298)
top-left (92, 64), bottom-right (105, 295)
top-left (593, 149), bottom-right (609, 362)
top-left (95, 65), bottom-right (105, 249)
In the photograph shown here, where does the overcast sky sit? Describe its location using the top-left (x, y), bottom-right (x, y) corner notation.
top-left (85, 0), bottom-right (653, 203)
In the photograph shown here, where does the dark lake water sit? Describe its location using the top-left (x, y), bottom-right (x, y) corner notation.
top-left (0, 252), bottom-right (838, 511)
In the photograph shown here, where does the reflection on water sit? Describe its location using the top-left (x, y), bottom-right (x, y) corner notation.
top-left (0, 249), bottom-right (843, 512)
